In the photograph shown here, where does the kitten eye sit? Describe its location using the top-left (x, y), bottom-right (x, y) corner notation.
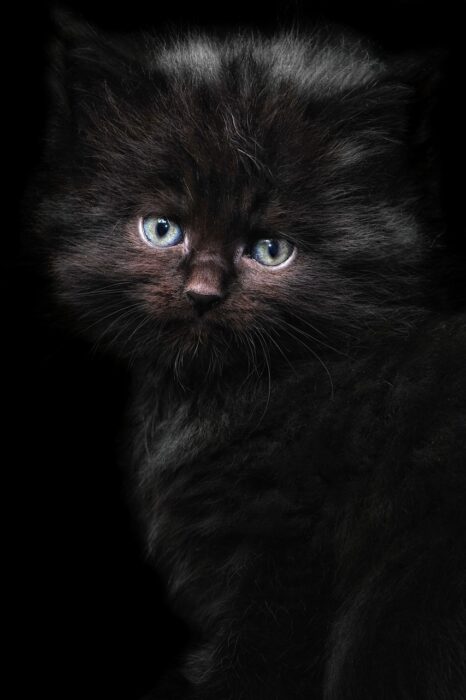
top-left (140, 216), bottom-right (184, 247)
top-left (248, 239), bottom-right (295, 267)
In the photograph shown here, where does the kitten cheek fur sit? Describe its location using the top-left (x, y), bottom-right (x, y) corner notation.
top-left (32, 13), bottom-right (466, 700)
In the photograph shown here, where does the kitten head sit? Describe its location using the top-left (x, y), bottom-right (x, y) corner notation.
top-left (35, 16), bottom-right (440, 378)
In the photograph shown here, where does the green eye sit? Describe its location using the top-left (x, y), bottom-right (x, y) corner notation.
top-left (249, 239), bottom-right (295, 267)
top-left (141, 216), bottom-right (184, 247)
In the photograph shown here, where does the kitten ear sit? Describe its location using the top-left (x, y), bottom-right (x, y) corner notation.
top-left (47, 8), bottom-right (142, 141)
top-left (389, 51), bottom-right (445, 143)
top-left (390, 51), bottom-right (447, 199)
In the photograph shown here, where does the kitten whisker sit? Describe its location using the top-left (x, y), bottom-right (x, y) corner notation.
top-left (237, 329), bottom-right (262, 394)
top-left (126, 315), bottom-right (152, 344)
top-left (71, 280), bottom-right (132, 297)
top-left (252, 327), bottom-right (272, 424)
top-left (173, 346), bottom-right (188, 391)
top-left (81, 301), bottom-right (142, 333)
top-left (87, 303), bottom-right (146, 354)
top-left (275, 316), bottom-right (348, 358)
top-left (281, 308), bottom-right (328, 338)
top-left (272, 320), bottom-right (335, 400)
top-left (237, 328), bottom-right (256, 378)
top-left (193, 328), bottom-right (203, 358)
top-left (259, 323), bottom-right (297, 376)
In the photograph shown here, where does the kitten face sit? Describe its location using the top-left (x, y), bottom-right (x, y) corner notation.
top-left (40, 25), bottom-right (432, 375)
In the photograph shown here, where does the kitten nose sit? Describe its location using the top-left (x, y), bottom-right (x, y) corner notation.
top-left (186, 290), bottom-right (223, 313)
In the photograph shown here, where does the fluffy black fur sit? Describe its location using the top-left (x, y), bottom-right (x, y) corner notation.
top-left (33, 15), bottom-right (466, 699)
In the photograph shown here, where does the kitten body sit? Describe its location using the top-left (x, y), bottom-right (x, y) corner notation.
top-left (34, 19), bottom-right (466, 699)
top-left (129, 316), bottom-right (465, 699)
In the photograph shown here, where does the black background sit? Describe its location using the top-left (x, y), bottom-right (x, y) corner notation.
top-left (5, 2), bottom-right (460, 699)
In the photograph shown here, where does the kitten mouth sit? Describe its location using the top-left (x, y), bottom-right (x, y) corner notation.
top-left (187, 311), bottom-right (226, 330)
top-left (187, 317), bottom-right (226, 339)
top-left (176, 317), bottom-right (240, 353)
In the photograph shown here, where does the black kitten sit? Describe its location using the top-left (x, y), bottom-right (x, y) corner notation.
top-left (34, 15), bottom-right (466, 699)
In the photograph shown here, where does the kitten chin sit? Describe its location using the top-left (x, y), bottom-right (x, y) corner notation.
top-left (153, 321), bottom-right (248, 385)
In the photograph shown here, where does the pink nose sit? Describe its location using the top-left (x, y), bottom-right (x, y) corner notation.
top-left (185, 257), bottom-right (226, 314)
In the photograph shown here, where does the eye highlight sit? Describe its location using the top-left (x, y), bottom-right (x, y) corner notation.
top-left (247, 239), bottom-right (295, 267)
top-left (140, 216), bottom-right (184, 247)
